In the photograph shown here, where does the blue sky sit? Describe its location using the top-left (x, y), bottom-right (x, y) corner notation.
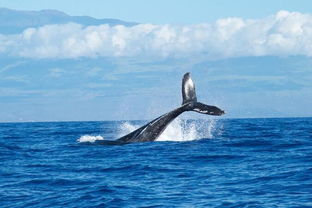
top-left (0, 1), bottom-right (312, 122)
top-left (1, 0), bottom-right (312, 24)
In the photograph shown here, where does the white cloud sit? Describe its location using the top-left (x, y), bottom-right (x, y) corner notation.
top-left (2, 11), bottom-right (312, 59)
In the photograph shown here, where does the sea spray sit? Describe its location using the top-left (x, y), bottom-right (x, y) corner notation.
top-left (117, 118), bottom-right (220, 142)
top-left (118, 122), bottom-right (140, 138)
top-left (77, 135), bottom-right (104, 143)
top-left (156, 118), bottom-right (218, 141)
top-left (77, 118), bottom-right (221, 143)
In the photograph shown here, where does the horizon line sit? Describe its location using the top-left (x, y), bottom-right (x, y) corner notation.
top-left (1, 116), bottom-right (311, 124)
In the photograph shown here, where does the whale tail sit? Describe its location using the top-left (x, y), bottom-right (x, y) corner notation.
top-left (182, 72), bottom-right (224, 116)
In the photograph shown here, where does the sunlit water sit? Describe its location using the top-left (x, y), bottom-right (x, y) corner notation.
top-left (1, 118), bottom-right (312, 207)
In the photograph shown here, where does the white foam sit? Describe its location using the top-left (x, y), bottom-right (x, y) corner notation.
top-left (77, 135), bottom-right (104, 143)
top-left (156, 118), bottom-right (217, 141)
top-left (118, 122), bottom-right (140, 138)
top-left (118, 118), bottom-right (220, 142)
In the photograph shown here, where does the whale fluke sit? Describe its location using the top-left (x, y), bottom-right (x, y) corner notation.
top-left (113, 72), bottom-right (225, 144)
top-left (182, 73), bottom-right (224, 116)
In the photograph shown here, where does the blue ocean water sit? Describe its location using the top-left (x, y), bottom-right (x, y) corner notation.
top-left (1, 117), bottom-right (312, 207)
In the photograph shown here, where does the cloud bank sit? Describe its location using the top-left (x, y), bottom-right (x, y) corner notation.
top-left (1, 11), bottom-right (312, 59)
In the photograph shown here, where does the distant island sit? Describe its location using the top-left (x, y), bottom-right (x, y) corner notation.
top-left (0, 7), bottom-right (136, 34)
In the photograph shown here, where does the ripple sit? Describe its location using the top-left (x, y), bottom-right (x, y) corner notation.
top-left (1, 118), bottom-right (312, 207)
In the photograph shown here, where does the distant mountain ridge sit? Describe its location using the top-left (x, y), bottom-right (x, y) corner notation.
top-left (0, 7), bottom-right (136, 34)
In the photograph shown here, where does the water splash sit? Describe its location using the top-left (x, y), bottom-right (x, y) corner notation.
top-left (77, 135), bottom-right (104, 143)
top-left (118, 122), bottom-right (140, 138)
top-left (157, 118), bottom-right (218, 141)
top-left (118, 118), bottom-right (221, 142)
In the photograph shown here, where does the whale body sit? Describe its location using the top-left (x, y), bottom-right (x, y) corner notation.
top-left (100, 72), bottom-right (224, 145)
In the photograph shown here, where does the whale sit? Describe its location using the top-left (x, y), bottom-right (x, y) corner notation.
top-left (98, 72), bottom-right (224, 145)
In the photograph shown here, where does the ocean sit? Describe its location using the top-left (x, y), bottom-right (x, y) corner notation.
top-left (1, 117), bottom-right (311, 207)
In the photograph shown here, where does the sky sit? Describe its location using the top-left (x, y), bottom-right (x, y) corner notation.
top-left (0, 1), bottom-right (312, 122)
top-left (1, 0), bottom-right (312, 24)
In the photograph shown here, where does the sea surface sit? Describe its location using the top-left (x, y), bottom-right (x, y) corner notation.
top-left (1, 117), bottom-right (312, 207)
